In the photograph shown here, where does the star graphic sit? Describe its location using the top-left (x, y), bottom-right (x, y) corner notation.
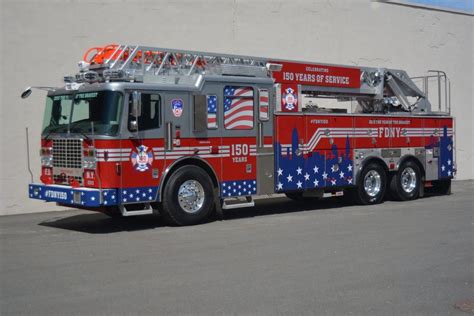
top-left (331, 164), bottom-right (337, 172)
top-left (277, 182), bottom-right (283, 190)
top-left (287, 174), bottom-right (293, 182)
top-left (313, 179), bottom-right (319, 187)
top-left (441, 165), bottom-right (445, 171)
top-left (448, 170), bottom-right (452, 176)
top-left (313, 165), bottom-right (319, 174)
top-left (339, 171), bottom-right (345, 179)
top-left (331, 179), bottom-right (337, 186)
top-left (347, 177), bottom-right (353, 184)
top-left (447, 159), bottom-right (451, 166)
top-left (277, 168), bottom-right (283, 176)
top-left (347, 165), bottom-right (352, 171)
top-left (304, 173), bottom-right (310, 181)
top-left (323, 172), bottom-right (328, 179)
top-left (296, 181), bottom-right (302, 188)
top-left (296, 167), bottom-right (302, 175)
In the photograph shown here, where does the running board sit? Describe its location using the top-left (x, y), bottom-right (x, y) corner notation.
top-left (222, 196), bottom-right (255, 210)
top-left (119, 203), bottom-right (154, 216)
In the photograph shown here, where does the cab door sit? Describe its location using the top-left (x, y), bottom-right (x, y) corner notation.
top-left (120, 91), bottom-right (165, 204)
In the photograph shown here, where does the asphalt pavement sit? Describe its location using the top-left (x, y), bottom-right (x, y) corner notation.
top-left (1, 181), bottom-right (473, 315)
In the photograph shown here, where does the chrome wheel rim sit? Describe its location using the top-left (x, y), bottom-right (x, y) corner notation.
top-left (364, 170), bottom-right (382, 197)
top-left (178, 180), bottom-right (205, 214)
top-left (401, 167), bottom-right (417, 193)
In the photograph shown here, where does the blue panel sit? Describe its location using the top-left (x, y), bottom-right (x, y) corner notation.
top-left (275, 128), bottom-right (353, 193)
top-left (438, 126), bottom-right (454, 179)
top-left (119, 187), bottom-right (159, 203)
top-left (28, 184), bottom-right (160, 207)
top-left (221, 180), bottom-right (257, 197)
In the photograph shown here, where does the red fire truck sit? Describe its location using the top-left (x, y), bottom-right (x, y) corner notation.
top-left (23, 44), bottom-right (455, 225)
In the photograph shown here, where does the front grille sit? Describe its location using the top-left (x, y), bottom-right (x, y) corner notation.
top-left (52, 139), bottom-right (83, 169)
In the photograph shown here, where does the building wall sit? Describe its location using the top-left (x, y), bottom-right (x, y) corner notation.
top-left (1, 0), bottom-right (472, 215)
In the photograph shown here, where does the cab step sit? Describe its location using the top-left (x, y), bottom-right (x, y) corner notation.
top-left (222, 196), bottom-right (255, 210)
top-left (119, 203), bottom-right (154, 216)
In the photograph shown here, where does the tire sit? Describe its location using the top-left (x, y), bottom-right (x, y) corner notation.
top-left (161, 166), bottom-right (215, 226)
top-left (354, 162), bottom-right (387, 205)
top-left (389, 160), bottom-right (421, 201)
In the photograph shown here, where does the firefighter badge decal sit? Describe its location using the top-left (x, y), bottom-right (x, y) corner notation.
top-left (171, 99), bottom-right (183, 117)
top-left (282, 87), bottom-right (298, 112)
top-left (131, 145), bottom-right (154, 172)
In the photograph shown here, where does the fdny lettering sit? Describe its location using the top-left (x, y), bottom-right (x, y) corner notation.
top-left (44, 190), bottom-right (67, 200)
top-left (378, 127), bottom-right (404, 138)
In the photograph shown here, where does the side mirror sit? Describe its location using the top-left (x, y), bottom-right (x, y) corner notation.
top-left (130, 91), bottom-right (142, 117)
top-left (21, 87), bottom-right (33, 99)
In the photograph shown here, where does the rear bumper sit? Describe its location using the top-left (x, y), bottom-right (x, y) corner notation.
top-left (28, 184), bottom-right (118, 207)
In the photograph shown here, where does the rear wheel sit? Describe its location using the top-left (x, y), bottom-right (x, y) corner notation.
top-left (354, 162), bottom-right (387, 205)
top-left (389, 160), bottom-right (421, 201)
top-left (161, 166), bottom-right (215, 226)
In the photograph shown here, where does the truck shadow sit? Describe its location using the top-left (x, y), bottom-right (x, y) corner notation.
top-left (39, 192), bottom-right (447, 234)
top-left (38, 196), bottom-right (353, 234)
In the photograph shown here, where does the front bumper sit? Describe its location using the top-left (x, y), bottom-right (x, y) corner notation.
top-left (29, 184), bottom-right (118, 207)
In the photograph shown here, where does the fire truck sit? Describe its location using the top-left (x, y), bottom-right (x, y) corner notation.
top-left (23, 44), bottom-right (455, 225)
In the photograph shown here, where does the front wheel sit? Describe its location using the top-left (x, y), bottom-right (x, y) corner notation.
top-left (389, 160), bottom-right (421, 201)
top-left (161, 166), bottom-right (215, 226)
top-left (354, 162), bottom-right (387, 205)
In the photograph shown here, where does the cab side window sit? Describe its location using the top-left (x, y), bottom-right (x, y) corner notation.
top-left (129, 93), bottom-right (161, 131)
top-left (223, 86), bottom-right (254, 130)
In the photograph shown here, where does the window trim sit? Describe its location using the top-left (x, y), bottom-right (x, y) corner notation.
top-left (258, 88), bottom-right (270, 122)
top-left (127, 92), bottom-right (162, 132)
top-left (206, 94), bottom-right (218, 130)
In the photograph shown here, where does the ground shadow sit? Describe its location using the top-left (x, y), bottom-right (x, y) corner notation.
top-left (39, 212), bottom-right (165, 234)
top-left (39, 191), bottom-right (449, 234)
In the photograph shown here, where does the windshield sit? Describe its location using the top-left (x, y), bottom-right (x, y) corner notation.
top-left (42, 91), bottom-right (123, 136)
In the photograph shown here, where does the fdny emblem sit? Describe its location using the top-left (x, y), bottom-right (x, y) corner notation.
top-left (283, 87), bottom-right (297, 111)
top-left (171, 99), bottom-right (184, 117)
top-left (131, 145), bottom-right (154, 172)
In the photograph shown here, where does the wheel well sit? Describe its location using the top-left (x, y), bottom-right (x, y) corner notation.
top-left (158, 157), bottom-right (219, 202)
top-left (398, 155), bottom-right (425, 177)
top-left (359, 157), bottom-right (389, 176)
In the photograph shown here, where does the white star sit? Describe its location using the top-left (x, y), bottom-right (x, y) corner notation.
top-left (104, 191), bottom-right (108, 196)
top-left (148, 196), bottom-right (153, 200)
top-left (243, 188), bottom-right (247, 192)
top-left (331, 179), bottom-right (337, 186)
top-left (313, 165), bottom-right (319, 173)
top-left (223, 189), bottom-right (226, 193)
top-left (331, 164), bottom-right (337, 172)
top-left (123, 190), bottom-right (127, 194)
top-left (277, 182), bottom-right (283, 190)
top-left (448, 170), bottom-right (452, 176)
top-left (123, 198), bottom-right (127, 202)
top-left (447, 159), bottom-right (451, 166)
top-left (347, 165), bottom-right (352, 171)
top-left (148, 188), bottom-right (153, 193)
top-left (238, 185), bottom-right (241, 189)
top-left (136, 197), bottom-right (140, 201)
top-left (296, 181), bottom-right (302, 188)
top-left (339, 171), bottom-right (345, 179)
top-left (142, 193), bottom-right (146, 197)
top-left (91, 196), bottom-right (96, 201)
top-left (313, 179), bottom-right (319, 187)
top-left (129, 193), bottom-right (133, 198)
top-left (304, 173), bottom-right (310, 181)
top-left (277, 168), bottom-right (283, 176)
top-left (136, 189), bottom-right (140, 194)
top-left (441, 165), bottom-right (445, 171)
top-left (243, 181), bottom-right (246, 185)
top-left (296, 167), bottom-right (302, 175)
top-left (323, 172), bottom-right (328, 179)
top-left (111, 195), bottom-right (115, 200)
top-left (287, 174), bottom-right (293, 182)
top-left (347, 178), bottom-right (353, 184)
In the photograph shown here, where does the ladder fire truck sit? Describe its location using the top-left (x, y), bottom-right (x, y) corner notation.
top-left (23, 44), bottom-right (455, 225)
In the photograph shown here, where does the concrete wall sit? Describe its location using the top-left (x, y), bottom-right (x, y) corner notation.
top-left (1, 0), bottom-right (472, 215)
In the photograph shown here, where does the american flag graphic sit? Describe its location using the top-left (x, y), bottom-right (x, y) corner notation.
top-left (224, 86), bottom-right (254, 130)
top-left (207, 95), bottom-right (217, 128)
top-left (259, 89), bottom-right (269, 120)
